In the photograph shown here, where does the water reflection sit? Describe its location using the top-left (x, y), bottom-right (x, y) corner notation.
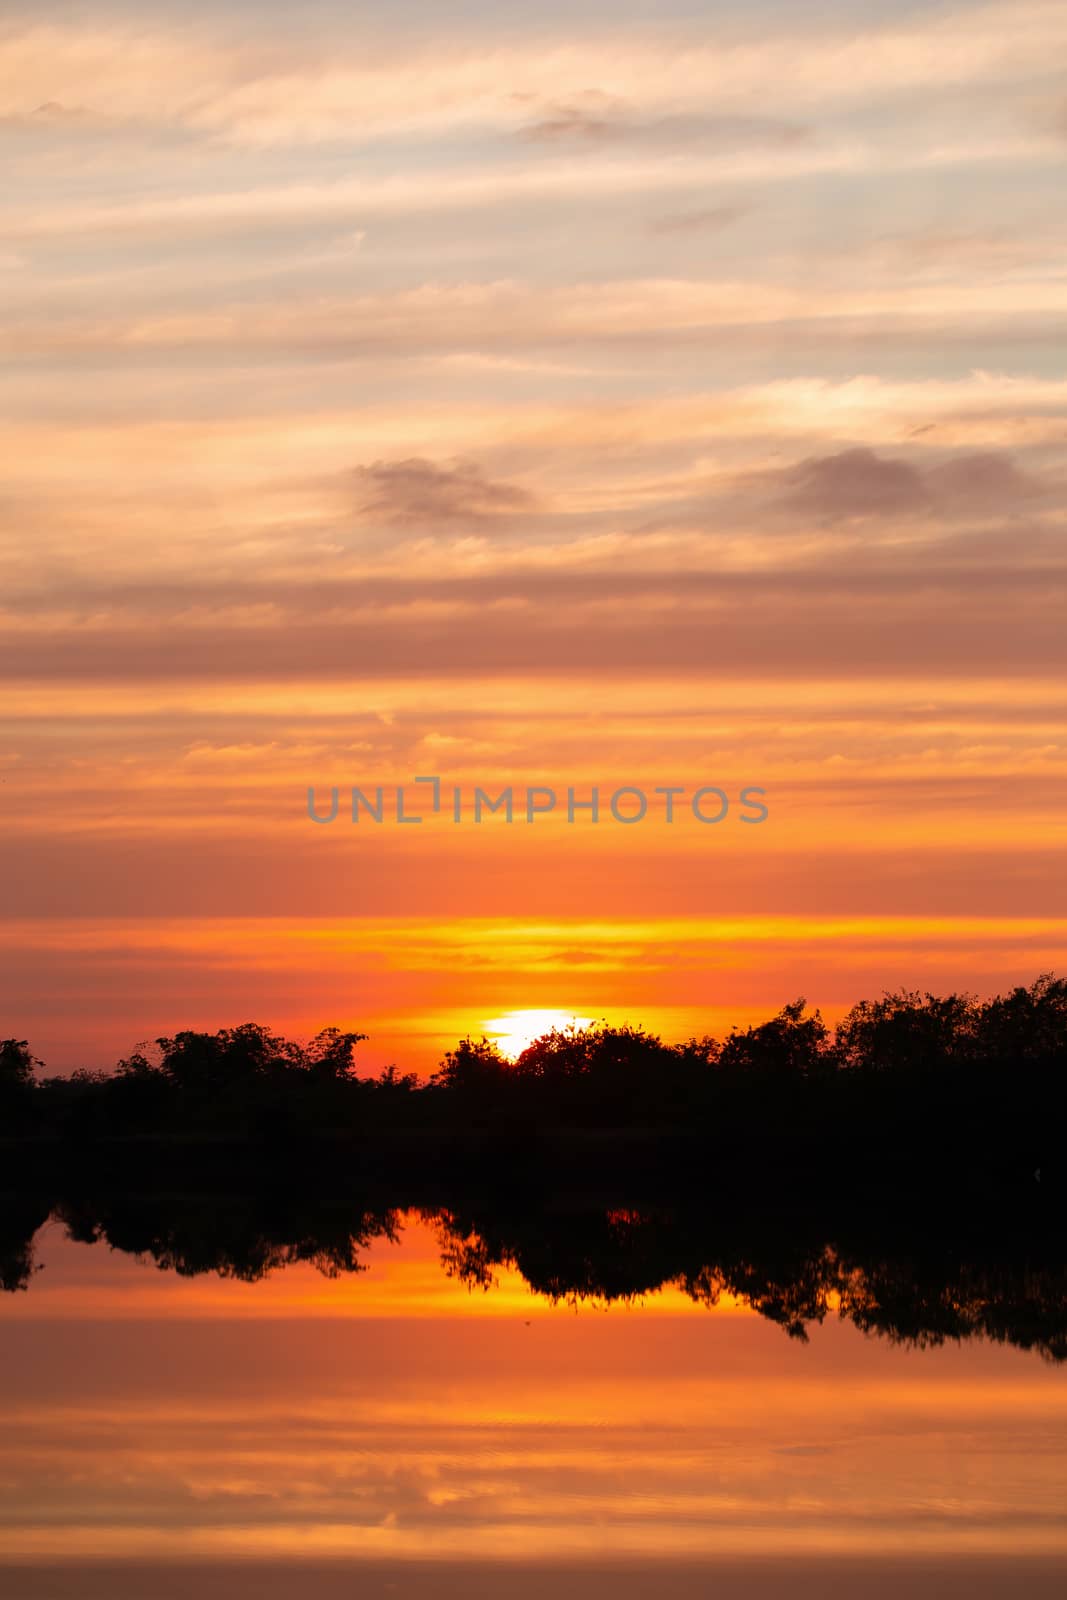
top-left (5, 1184), bottom-right (1066, 1359)
top-left (2, 1191), bottom-right (1067, 1592)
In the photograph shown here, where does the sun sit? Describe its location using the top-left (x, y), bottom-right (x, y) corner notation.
top-left (483, 1008), bottom-right (594, 1060)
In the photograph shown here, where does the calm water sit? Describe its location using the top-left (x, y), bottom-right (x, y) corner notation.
top-left (1, 1207), bottom-right (1066, 1599)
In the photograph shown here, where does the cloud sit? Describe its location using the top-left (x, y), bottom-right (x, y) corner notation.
top-left (5, 5), bottom-right (1067, 152)
top-left (31, 99), bottom-right (79, 118)
top-left (11, 277), bottom-right (1067, 365)
top-left (516, 91), bottom-right (628, 143)
top-left (924, 450), bottom-right (1036, 507)
top-left (0, 100), bottom-right (112, 136)
top-left (353, 459), bottom-right (534, 525)
top-left (779, 448), bottom-right (930, 518)
top-left (648, 204), bottom-right (749, 235)
top-left (519, 98), bottom-right (809, 150)
top-left (777, 447), bottom-right (1038, 520)
top-left (3, 553), bottom-right (1065, 683)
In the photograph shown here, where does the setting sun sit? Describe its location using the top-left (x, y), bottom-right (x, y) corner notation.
top-left (483, 1009), bottom-right (594, 1060)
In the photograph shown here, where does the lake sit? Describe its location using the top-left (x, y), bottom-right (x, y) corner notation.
top-left (1, 1201), bottom-right (1066, 1598)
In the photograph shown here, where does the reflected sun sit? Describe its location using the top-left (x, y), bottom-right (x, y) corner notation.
top-left (483, 1008), bottom-right (594, 1060)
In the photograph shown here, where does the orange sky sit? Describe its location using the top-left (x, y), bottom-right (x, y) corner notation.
top-left (2, 1), bottom-right (1066, 1069)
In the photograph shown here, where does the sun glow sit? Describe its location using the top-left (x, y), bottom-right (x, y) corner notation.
top-left (483, 1008), bottom-right (594, 1060)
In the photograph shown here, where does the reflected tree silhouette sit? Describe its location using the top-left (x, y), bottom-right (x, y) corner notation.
top-left (2, 975), bottom-right (1066, 1355)
top-left (56, 1192), bottom-right (402, 1283)
top-left (1, 1189), bottom-right (1065, 1359)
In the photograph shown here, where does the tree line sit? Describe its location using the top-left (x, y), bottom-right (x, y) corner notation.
top-left (1, 975), bottom-right (1065, 1183)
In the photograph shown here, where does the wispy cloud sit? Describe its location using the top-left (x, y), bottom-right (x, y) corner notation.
top-left (648, 203), bottom-right (749, 235)
top-left (519, 98), bottom-right (808, 150)
top-left (353, 459), bottom-right (534, 525)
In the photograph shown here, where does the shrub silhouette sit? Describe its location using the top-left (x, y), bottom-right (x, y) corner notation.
top-left (3, 975), bottom-right (1064, 1178)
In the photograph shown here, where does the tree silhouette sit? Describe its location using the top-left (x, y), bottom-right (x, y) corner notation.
top-left (3, 974), bottom-right (1065, 1181)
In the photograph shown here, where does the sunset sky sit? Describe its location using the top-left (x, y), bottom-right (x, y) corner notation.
top-left (2, 0), bottom-right (1066, 1070)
